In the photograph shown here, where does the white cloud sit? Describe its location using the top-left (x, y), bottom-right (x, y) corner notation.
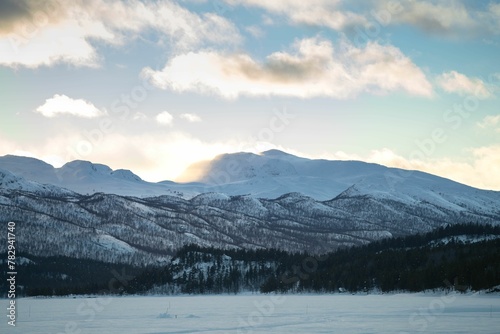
top-left (0, 0), bottom-right (241, 68)
top-left (225, 0), bottom-right (500, 37)
top-left (477, 115), bottom-right (500, 131)
top-left (245, 25), bottom-right (265, 38)
top-left (142, 37), bottom-right (433, 99)
top-left (35, 94), bottom-right (105, 118)
top-left (224, 0), bottom-right (369, 30)
top-left (373, 0), bottom-right (500, 37)
top-left (0, 21), bottom-right (104, 68)
top-left (385, 0), bottom-right (474, 34)
top-left (180, 113), bottom-right (202, 122)
top-left (132, 112), bottom-right (148, 121)
top-left (437, 71), bottom-right (492, 98)
top-left (155, 111), bottom-right (174, 126)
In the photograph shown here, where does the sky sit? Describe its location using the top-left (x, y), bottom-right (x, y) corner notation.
top-left (0, 0), bottom-right (499, 190)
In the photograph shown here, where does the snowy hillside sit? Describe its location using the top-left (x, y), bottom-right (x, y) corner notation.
top-left (0, 168), bottom-right (74, 196)
top-left (178, 150), bottom-right (500, 214)
top-left (0, 155), bottom-right (194, 198)
top-left (0, 172), bottom-right (499, 265)
top-left (2, 151), bottom-right (499, 215)
top-left (1, 150), bottom-right (499, 264)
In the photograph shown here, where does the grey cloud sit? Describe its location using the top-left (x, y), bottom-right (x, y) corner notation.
top-left (237, 57), bottom-right (325, 83)
top-left (374, 0), bottom-right (500, 38)
top-left (0, 0), bottom-right (65, 35)
top-left (0, 0), bottom-right (32, 33)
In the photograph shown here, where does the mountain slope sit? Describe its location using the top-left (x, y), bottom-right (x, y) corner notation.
top-left (178, 150), bottom-right (500, 212)
top-left (2, 151), bottom-right (499, 214)
top-left (0, 155), bottom-right (194, 198)
top-left (0, 168), bottom-right (75, 196)
top-left (0, 172), bottom-right (498, 266)
top-left (1, 151), bottom-right (499, 266)
top-left (5, 224), bottom-right (500, 296)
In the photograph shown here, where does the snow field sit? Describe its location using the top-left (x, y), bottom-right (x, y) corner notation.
top-left (1, 293), bottom-right (499, 333)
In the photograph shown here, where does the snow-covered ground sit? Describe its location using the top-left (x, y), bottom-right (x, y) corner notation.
top-left (1, 293), bottom-right (499, 333)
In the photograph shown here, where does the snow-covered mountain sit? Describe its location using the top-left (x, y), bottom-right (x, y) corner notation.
top-left (1, 177), bottom-right (498, 265)
top-left (0, 155), bottom-right (193, 197)
top-left (178, 149), bottom-right (500, 214)
top-left (0, 168), bottom-right (75, 196)
top-left (3, 150), bottom-right (499, 207)
top-left (1, 150), bottom-right (499, 264)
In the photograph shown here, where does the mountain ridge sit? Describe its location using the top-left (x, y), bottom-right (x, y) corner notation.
top-left (1, 150), bottom-right (496, 198)
top-left (1, 183), bottom-right (496, 265)
top-left (0, 153), bottom-right (499, 265)
top-left (1, 151), bottom-right (499, 212)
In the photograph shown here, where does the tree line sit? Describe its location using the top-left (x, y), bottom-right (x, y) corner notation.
top-left (2, 223), bottom-right (499, 296)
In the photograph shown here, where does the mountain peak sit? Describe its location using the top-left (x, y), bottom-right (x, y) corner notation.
top-left (178, 150), bottom-right (298, 184)
top-left (0, 154), bottom-right (55, 173)
top-left (260, 149), bottom-right (291, 156)
top-left (2, 154), bottom-right (54, 166)
top-left (60, 160), bottom-right (113, 173)
top-left (259, 149), bottom-right (310, 164)
top-left (111, 169), bottom-right (143, 182)
top-left (0, 155), bottom-right (194, 197)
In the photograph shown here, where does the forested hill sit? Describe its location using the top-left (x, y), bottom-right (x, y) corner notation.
top-left (2, 223), bottom-right (500, 296)
top-left (158, 223), bottom-right (500, 294)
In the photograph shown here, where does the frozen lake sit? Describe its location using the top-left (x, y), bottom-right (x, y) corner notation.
top-left (1, 293), bottom-right (499, 333)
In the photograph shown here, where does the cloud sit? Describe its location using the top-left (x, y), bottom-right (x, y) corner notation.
top-left (225, 0), bottom-right (500, 37)
top-left (132, 112), bottom-right (148, 121)
top-left (142, 37), bottom-right (433, 99)
top-left (180, 113), bottom-right (202, 122)
top-left (437, 71), bottom-right (493, 98)
top-left (384, 0), bottom-right (474, 35)
top-left (245, 25), bottom-right (265, 38)
top-left (0, 0), bottom-right (64, 34)
top-left (155, 111), bottom-right (174, 126)
top-left (374, 0), bottom-right (500, 37)
top-left (225, 0), bottom-right (369, 30)
top-left (0, 0), bottom-right (241, 68)
top-left (0, 19), bottom-right (106, 68)
top-left (35, 94), bottom-right (105, 118)
top-left (477, 115), bottom-right (500, 132)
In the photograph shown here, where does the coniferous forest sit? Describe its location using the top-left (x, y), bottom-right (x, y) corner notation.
top-left (2, 223), bottom-right (500, 297)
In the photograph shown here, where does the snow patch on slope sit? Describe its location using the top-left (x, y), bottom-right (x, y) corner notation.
top-left (429, 234), bottom-right (500, 247)
top-left (94, 234), bottom-right (135, 253)
top-left (0, 168), bottom-right (74, 195)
